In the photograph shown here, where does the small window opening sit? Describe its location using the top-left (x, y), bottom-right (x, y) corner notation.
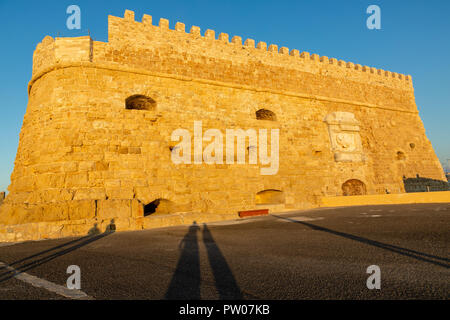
top-left (396, 151), bottom-right (406, 161)
top-left (125, 95), bottom-right (156, 111)
top-left (256, 109), bottom-right (277, 121)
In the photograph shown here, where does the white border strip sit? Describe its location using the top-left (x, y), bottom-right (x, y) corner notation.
top-left (0, 261), bottom-right (93, 300)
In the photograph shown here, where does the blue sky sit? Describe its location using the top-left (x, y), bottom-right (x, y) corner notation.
top-left (0, 0), bottom-right (449, 191)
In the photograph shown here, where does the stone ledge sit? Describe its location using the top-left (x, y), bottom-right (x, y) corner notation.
top-left (320, 191), bottom-right (450, 207)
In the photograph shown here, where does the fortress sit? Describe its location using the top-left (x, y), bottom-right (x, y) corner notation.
top-left (0, 10), bottom-right (448, 242)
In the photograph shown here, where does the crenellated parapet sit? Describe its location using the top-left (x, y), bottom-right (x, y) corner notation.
top-left (104, 10), bottom-right (413, 91)
top-left (29, 9), bottom-right (416, 109)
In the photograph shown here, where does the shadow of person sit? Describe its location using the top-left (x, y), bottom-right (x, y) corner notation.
top-left (0, 226), bottom-right (113, 283)
top-left (165, 221), bottom-right (201, 300)
top-left (88, 223), bottom-right (101, 236)
top-left (105, 219), bottom-right (116, 233)
top-left (202, 224), bottom-right (243, 299)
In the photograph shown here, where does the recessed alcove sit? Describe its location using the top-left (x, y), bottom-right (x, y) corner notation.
top-left (256, 109), bottom-right (277, 121)
top-left (342, 179), bottom-right (367, 196)
top-left (255, 189), bottom-right (285, 205)
top-left (125, 95), bottom-right (156, 111)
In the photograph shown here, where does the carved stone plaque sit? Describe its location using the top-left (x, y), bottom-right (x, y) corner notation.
top-left (324, 112), bottom-right (365, 162)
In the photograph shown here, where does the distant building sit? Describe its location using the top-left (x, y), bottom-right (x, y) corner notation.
top-left (403, 175), bottom-right (449, 193)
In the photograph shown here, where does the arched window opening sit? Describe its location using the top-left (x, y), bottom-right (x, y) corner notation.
top-left (144, 199), bottom-right (175, 216)
top-left (256, 109), bottom-right (277, 121)
top-left (255, 189), bottom-right (285, 205)
top-left (396, 151), bottom-right (406, 161)
top-left (125, 95), bottom-right (156, 111)
top-left (342, 179), bottom-right (367, 196)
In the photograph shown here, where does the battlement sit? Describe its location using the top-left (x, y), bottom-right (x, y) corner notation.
top-left (31, 9), bottom-right (414, 96)
top-left (106, 10), bottom-right (412, 89)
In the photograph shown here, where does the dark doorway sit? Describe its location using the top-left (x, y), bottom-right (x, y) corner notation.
top-left (144, 199), bottom-right (175, 216)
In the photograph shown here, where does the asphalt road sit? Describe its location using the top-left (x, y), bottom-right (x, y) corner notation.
top-left (0, 203), bottom-right (449, 300)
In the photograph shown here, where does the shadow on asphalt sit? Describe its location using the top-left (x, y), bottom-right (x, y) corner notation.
top-left (165, 221), bottom-right (201, 299)
top-left (165, 221), bottom-right (243, 300)
top-left (0, 224), bottom-right (115, 284)
top-left (272, 215), bottom-right (449, 269)
top-left (202, 224), bottom-right (243, 299)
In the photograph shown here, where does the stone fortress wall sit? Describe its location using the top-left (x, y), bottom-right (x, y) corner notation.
top-left (0, 10), bottom-right (447, 242)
